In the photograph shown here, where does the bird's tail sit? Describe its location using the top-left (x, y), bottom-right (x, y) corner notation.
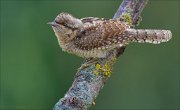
top-left (125, 29), bottom-right (172, 44)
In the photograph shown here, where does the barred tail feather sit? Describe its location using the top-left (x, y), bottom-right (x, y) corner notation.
top-left (126, 29), bottom-right (172, 44)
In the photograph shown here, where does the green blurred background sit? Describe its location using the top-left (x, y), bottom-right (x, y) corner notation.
top-left (0, 0), bottom-right (179, 110)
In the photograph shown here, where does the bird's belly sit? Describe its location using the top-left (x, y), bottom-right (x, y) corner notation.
top-left (58, 39), bottom-right (114, 58)
top-left (70, 48), bottom-right (109, 58)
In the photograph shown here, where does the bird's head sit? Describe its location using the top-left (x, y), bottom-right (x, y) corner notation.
top-left (48, 12), bottom-right (83, 43)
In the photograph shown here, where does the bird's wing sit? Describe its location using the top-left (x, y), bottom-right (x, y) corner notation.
top-left (74, 19), bottom-right (130, 50)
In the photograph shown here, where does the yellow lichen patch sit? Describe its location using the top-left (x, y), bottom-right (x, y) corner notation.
top-left (103, 64), bottom-right (112, 77)
top-left (93, 63), bottom-right (101, 76)
top-left (93, 57), bottom-right (117, 77)
top-left (103, 57), bottom-right (117, 77)
top-left (121, 13), bottom-right (132, 25)
top-left (95, 63), bottom-right (101, 69)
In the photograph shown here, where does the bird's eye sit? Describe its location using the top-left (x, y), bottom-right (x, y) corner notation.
top-left (61, 23), bottom-right (67, 27)
top-left (54, 20), bottom-right (69, 28)
top-left (54, 20), bottom-right (60, 24)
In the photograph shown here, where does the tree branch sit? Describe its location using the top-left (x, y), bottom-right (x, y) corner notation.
top-left (113, 0), bottom-right (148, 26)
top-left (54, 0), bottom-right (149, 110)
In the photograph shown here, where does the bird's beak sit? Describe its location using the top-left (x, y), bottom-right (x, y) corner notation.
top-left (47, 21), bottom-right (59, 27)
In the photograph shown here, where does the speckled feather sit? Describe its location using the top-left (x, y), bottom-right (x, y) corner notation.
top-left (50, 13), bottom-right (172, 58)
top-left (74, 19), bottom-right (130, 51)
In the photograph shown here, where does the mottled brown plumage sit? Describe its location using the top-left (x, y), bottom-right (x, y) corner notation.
top-left (75, 19), bottom-right (129, 50)
top-left (48, 12), bottom-right (172, 58)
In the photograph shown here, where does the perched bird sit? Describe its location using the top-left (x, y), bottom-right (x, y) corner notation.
top-left (48, 12), bottom-right (172, 58)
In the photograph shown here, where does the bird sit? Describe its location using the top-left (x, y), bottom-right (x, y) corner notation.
top-left (48, 12), bottom-right (172, 58)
